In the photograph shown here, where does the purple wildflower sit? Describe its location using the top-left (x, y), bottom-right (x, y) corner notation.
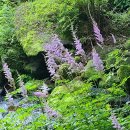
top-left (40, 83), bottom-right (50, 93)
top-left (2, 61), bottom-right (15, 89)
top-left (34, 91), bottom-right (48, 98)
top-left (44, 35), bottom-right (63, 76)
top-left (63, 49), bottom-right (76, 67)
top-left (63, 48), bottom-right (84, 71)
top-left (44, 34), bottom-right (84, 76)
top-left (34, 83), bottom-right (49, 98)
top-left (110, 113), bottom-right (123, 130)
top-left (92, 48), bottom-right (104, 71)
top-left (72, 31), bottom-right (86, 60)
top-left (93, 20), bottom-right (104, 45)
top-left (45, 53), bottom-right (58, 76)
top-left (45, 35), bottom-right (64, 60)
top-left (44, 103), bottom-right (59, 118)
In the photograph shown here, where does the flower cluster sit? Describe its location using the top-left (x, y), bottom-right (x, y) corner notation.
top-left (72, 31), bottom-right (86, 60)
top-left (34, 83), bottom-right (49, 98)
top-left (44, 103), bottom-right (59, 118)
top-left (93, 20), bottom-right (104, 46)
top-left (45, 53), bottom-right (58, 76)
top-left (44, 34), bottom-right (84, 77)
top-left (34, 84), bottom-right (60, 119)
top-left (110, 113), bottom-right (123, 130)
top-left (63, 48), bottom-right (82, 71)
top-left (2, 61), bottom-right (15, 89)
top-left (45, 35), bottom-right (64, 60)
top-left (34, 91), bottom-right (48, 98)
top-left (92, 48), bottom-right (104, 71)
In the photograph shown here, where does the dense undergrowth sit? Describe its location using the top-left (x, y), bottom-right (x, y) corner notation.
top-left (0, 0), bottom-right (130, 130)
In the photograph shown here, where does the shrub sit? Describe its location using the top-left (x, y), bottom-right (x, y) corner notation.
top-left (0, 1), bottom-right (27, 74)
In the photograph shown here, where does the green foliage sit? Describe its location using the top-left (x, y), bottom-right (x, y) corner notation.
top-left (0, 0), bottom-right (130, 130)
top-left (105, 49), bottom-right (126, 69)
top-left (15, 0), bottom-right (78, 55)
top-left (10, 79), bottom-right (43, 96)
top-left (48, 80), bottom-right (114, 129)
top-left (107, 10), bottom-right (130, 35)
top-left (0, 97), bottom-right (46, 130)
top-left (117, 65), bottom-right (130, 80)
top-left (81, 66), bottom-right (102, 82)
top-left (57, 63), bottom-right (79, 80)
top-left (25, 80), bottom-right (43, 91)
top-left (124, 39), bottom-right (130, 49)
top-left (109, 0), bottom-right (130, 12)
top-left (108, 86), bottom-right (126, 97)
top-left (0, 4), bottom-right (14, 44)
top-left (0, 1), bottom-right (27, 74)
top-left (14, 0), bottom-right (113, 56)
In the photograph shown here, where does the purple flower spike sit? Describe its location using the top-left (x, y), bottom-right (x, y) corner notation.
top-left (110, 113), bottom-right (123, 130)
top-left (44, 34), bottom-right (84, 76)
top-left (93, 20), bottom-right (104, 45)
top-left (45, 34), bottom-right (64, 61)
top-left (92, 48), bottom-right (104, 71)
top-left (72, 31), bottom-right (86, 60)
top-left (46, 54), bottom-right (58, 76)
top-left (44, 103), bottom-right (59, 118)
top-left (2, 61), bottom-right (15, 89)
top-left (34, 91), bottom-right (48, 98)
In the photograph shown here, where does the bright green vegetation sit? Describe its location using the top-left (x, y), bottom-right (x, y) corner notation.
top-left (0, 0), bottom-right (130, 130)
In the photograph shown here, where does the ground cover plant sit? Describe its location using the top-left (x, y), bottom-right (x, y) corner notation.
top-left (0, 0), bottom-right (130, 130)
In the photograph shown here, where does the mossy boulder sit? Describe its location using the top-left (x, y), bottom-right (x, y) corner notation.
top-left (15, 0), bottom-right (78, 56)
top-left (15, 1), bottom-right (55, 56)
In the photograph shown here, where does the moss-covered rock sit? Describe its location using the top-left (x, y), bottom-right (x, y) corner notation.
top-left (15, 1), bottom-right (55, 56)
top-left (15, 0), bottom-right (78, 56)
